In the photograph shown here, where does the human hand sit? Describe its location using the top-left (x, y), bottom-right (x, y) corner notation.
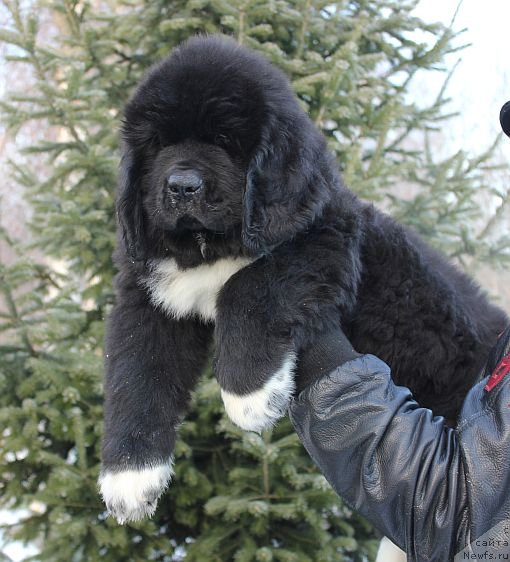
top-left (295, 327), bottom-right (360, 394)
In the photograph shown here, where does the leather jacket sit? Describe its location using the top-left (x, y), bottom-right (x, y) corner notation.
top-left (289, 327), bottom-right (510, 562)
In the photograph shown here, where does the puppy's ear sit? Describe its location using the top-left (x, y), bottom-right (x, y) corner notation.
top-left (116, 146), bottom-right (147, 261)
top-left (243, 114), bottom-right (336, 253)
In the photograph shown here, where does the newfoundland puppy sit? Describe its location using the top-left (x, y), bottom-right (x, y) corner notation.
top-left (99, 35), bottom-right (508, 523)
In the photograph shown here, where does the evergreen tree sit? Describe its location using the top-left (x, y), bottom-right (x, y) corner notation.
top-left (0, 1), bottom-right (508, 561)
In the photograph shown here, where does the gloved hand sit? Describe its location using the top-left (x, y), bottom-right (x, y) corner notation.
top-left (500, 100), bottom-right (510, 137)
top-left (295, 327), bottom-right (360, 394)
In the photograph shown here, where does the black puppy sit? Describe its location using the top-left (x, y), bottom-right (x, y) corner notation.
top-left (99, 35), bottom-right (508, 523)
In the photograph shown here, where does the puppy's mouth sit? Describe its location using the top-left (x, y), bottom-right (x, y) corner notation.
top-left (175, 215), bottom-right (205, 232)
top-left (172, 214), bottom-right (231, 235)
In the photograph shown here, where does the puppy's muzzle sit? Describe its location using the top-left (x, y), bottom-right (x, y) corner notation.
top-left (167, 170), bottom-right (204, 198)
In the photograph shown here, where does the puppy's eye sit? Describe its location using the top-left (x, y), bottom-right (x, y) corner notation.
top-left (214, 134), bottom-right (230, 147)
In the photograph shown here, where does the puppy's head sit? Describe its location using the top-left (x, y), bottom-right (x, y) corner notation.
top-left (118, 35), bottom-right (338, 260)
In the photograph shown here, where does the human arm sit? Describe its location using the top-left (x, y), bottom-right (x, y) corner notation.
top-left (289, 327), bottom-right (510, 562)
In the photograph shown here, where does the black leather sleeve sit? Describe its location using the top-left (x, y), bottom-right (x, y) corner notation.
top-left (289, 355), bottom-right (468, 562)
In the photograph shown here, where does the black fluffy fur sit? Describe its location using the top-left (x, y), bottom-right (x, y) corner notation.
top-left (103, 35), bottom-right (508, 473)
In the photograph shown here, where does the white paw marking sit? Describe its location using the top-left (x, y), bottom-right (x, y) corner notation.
top-left (376, 537), bottom-right (407, 562)
top-left (144, 257), bottom-right (253, 321)
top-left (221, 354), bottom-right (296, 433)
top-left (99, 458), bottom-right (174, 524)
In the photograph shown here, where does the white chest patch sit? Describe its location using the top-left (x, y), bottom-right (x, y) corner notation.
top-left (144, 257), bottom-right (253, 321)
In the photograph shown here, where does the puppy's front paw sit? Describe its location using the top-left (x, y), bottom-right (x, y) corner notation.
top-left (221, 354), bottom-right (296, 432)
top-left (98, 458), bottom-right (174, 524)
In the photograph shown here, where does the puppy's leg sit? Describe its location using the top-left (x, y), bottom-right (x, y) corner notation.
top-left (100, 286), bottom-right (212, 523)
top-left (215, 238), bottom-right (360, 432)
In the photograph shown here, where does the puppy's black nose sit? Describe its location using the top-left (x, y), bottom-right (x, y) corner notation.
top-left (167, 171), bottom-right (204, 197)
